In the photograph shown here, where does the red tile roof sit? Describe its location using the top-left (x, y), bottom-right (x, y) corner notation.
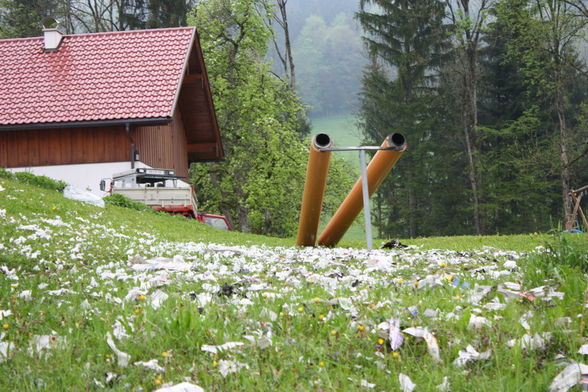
top-left (0, 27), bottom-right (195, 126)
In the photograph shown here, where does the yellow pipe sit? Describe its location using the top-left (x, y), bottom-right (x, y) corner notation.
top-left (296, 133), bottom-right (333, 246)
top-left (318, 133), bottom-right (406, 247)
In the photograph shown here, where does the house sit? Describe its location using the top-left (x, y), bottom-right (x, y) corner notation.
top-left (0, 26), bottom-right (223, 194)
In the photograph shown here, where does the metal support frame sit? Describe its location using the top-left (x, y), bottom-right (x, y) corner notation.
top-left (319, 145), bottom-right (401, 251)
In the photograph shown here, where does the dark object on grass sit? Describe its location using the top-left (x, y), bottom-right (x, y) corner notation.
top-left (380, 240), bottom-right (407, 249)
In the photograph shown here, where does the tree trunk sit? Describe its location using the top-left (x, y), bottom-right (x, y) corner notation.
top-left (555, 83), bottom-right (572, 224)
top-left (276, 0), bottom-right (296, 87)
top-left (463, 46), bottom-right (483, 235)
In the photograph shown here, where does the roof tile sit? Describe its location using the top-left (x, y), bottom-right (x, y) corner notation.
top-left (0, 27), bottom-right (195, 126)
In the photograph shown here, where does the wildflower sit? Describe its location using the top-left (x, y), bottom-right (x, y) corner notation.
top-left (161, 351), bottom-right (168, 357)
top-left (51, 206), bottom-right (59, 210)
top-left (213, 360), bottom-right (218, 367)
top-left (2, 323), bottom-right (9, 329)
top-left (319, 361), bottom-right (325, 367)
top-left (105, 354), bottom-right (111, 359)
top-left (377, 338), bottom-right (385, 345)
top-left (153, 375), bottom-right (163, 385)
top-left (357, 325), bottom-right (365, 332)
top-left (396, 279), bottom-right (404, 284)
top-left (297, 306), bottom-right (304, 313)
top-left (318, 314), bottom-right (325, 321)
top-left (10, 283), bottom-right (18, 289)
top-left (330, 330), bottom-right (338, 336)
top-left (391, 352), bottom-right (401, 359)
top-left (454, 295), bottom-right (461, 300)
top-left (134, 307), bottom-right (142, 314)
top-left (138, 295), bottom-right (146, 301)
top-left (313, 297), bottom-right (321, 303)
top-left (439, 262), bottom-right (447, 268)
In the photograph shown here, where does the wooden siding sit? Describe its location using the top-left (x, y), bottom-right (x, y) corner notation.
top-left (0, 127), bottom-right (129, 168)
top-left (134, 108), bottom-right (189, 177)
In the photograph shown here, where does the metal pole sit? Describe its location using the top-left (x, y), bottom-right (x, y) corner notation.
top-left (359, 149), bottom-right (373, 251)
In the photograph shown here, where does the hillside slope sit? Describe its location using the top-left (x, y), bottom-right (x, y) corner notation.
top-left (1, 175), bottom-right (587, 391)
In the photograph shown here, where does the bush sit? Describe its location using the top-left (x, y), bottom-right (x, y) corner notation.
top-left (0, 168), bottom-right (15, 180)
top-left (11, 171), bottom-right (67, 192)
top-left (524, 233), bottom-right (588, 287)
top-left (103, 193), bottom-right (155, 213)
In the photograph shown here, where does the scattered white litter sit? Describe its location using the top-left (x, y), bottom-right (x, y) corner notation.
top-left (153, 382), bottom-right (204, 392)
top-left (106, 333), bottom-right (130, 367)
top-left (0, 341), bottom-right (15, 362)
top-left (63, 185), bottom-right (105, 208)
top-left (150, 290), bottom-right (169, 309)
top-left (399, 373), bottom-right (416, 392)
top-left (547, 362), bottom-right (588, 392)
top-left (453, 345), bottom-right (492, 367)
top-left (134, 359), bottom-right (165, 373)
top-left (402, 327), bottom-right (441, 363)
top-left (201, 342), bottom-right (245, 354)
top-left (217, 359), bottom-right (249, 377)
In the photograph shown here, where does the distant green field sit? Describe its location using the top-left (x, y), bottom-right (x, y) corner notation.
top-left (310, 113), bottom-right (363, 168)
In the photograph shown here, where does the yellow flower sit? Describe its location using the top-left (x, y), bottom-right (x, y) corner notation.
top-left (134, 307), bottom-right (142, 314)
top-left (319, 361), bottom-right (325, 367)
top-left (161, 351), bottom-right (168, 357)
top-left (313, 297), bottom-right (321, 303)
top-left (297, 306), bottom-right (304, 312)
top-left (51, 206), bottom-right (59, 210)
top-left (396, 279), bottom-right (404, 284)
top-left (138, 295), bottom-right (146, 301)
top-left (454, 295), bottom-right (461, 300)
top-left (377, 338), bottom-right (385, 345)
top-left (318, 314), bottom-right (325, 321)
top-left (391, 352), bottom-right (401, 359)
top-left (10, 283), bottom-right (18, 289)
top-left (357, 325), bottom-right (365, 332)
top-left (105, 354), bottom-right (111, 359)
top-left (439, 262), bottom-right (447, 268)
top-left (330, 329), bottom-right (338, 336)
top-left (213, 360), bottom-right (218, 367)
top-left (153, 375), bottom-right (163, 385)
top-left (2, 323), bottom-right (9, 329)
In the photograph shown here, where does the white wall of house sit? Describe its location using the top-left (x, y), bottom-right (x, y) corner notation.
top-left (10, 161), bottom-right (189, 196)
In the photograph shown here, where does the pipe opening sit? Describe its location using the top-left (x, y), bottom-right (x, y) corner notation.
top-left (388, 133), bottom-right (406, 148)
top-left (314, 133), bottom-right (332, 149)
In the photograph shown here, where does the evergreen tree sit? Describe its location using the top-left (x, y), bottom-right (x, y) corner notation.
top-left (0, 0), bottom-right (59, 37)
top-left (357, 0), bottom-right (450, 237)
top-left (146, 0), bottom-right (193, 28)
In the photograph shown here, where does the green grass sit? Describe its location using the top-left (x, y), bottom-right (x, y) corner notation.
top-left (1, 174), bottom-right (587, 391)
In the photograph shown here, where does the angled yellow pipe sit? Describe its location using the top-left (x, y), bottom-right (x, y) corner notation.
top-left (296, 133), bottom-right (333, 247)
top-left (318, 133), bottom-right (406, 247)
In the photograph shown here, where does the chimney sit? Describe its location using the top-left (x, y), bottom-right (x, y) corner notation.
top-left (43, 27), bottom-right (64, 51)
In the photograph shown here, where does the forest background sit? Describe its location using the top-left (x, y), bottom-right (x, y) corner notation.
top-left (1, 0), bottom-right (587, 239)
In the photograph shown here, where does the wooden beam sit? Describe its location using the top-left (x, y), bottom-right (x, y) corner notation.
top-left (183, 73), bottom-right (203, 84)
top-left (187, 142), bottom-right (218, 153)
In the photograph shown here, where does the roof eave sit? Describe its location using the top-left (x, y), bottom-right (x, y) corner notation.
top-left (0, 117), bottom-right (171, 131)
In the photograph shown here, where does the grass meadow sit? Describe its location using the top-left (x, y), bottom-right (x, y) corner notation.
top-left (1, 172), bottom-right (587, 391)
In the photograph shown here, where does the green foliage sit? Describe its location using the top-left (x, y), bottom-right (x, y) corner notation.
top-left (0, 167), bottom-right (15, 179)
top-left (357, 0), bottom-right (454, 238)
top-left (189, 0), bottom-right (353, 237)
top-left (293, 13), bottom-right (365, 116)
top-left (13, 171), bottom-right (67, 192)
top-left (103, 193), bottom-right (155, 213)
